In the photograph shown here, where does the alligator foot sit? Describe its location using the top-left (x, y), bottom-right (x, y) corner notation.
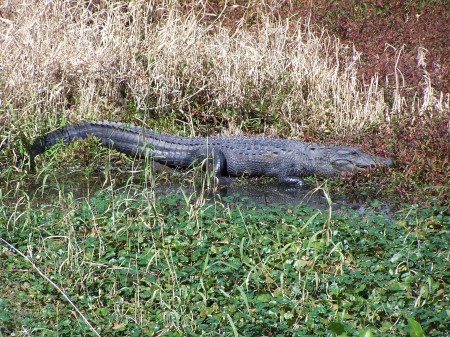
top-left (216, 176), bottom-right (237, 186)
top-left (278, 176), bottom-right (308, 188)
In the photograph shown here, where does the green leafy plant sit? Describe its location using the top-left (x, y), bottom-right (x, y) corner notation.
top-left (408, 318), bottom-right (425, 337)
top-left (1, 185), bottom-right (448, 336)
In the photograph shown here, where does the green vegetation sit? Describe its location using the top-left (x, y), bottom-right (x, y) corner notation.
top-left (0, 0), bottom-right (449, 336)
top-left (1, 185), bottom-right (448, 336)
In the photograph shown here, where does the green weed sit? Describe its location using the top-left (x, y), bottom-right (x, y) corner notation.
top-left (0, 186), bottom-right (448, 336)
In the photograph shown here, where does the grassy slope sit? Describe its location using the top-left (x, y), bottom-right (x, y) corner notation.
top-left (0, 0), bottom-right (448, 202)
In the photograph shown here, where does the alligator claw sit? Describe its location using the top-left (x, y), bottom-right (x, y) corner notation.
top-left (278, 176), bottom-right (308, 188)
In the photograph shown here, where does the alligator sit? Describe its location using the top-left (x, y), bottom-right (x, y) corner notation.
top-left (30, 121), bottom-right (392, 186)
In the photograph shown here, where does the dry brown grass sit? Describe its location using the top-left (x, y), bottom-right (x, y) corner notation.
top-left (0, 0), bottom-right (447, 138)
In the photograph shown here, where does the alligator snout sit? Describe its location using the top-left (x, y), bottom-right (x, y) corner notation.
top-left (373, 156), bottom-right (393, 167)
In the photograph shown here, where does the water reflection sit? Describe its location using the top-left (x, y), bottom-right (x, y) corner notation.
top-left (0, 169), bottom-right (391, 216)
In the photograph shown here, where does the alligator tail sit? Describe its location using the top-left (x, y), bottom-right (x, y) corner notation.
top-left (30, 121), bottom-right (145, 163)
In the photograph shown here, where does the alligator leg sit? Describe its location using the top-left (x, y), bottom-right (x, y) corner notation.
top-left (278, 176), bottom-right (307, 187)
top-left (212, 148), bottom-right (239, 184)
top-left (189, 147), bottom-right (227, 177)
top-left (212, 148), bottom-right (227, 176)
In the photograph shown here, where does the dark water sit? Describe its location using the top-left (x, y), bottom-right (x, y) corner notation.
top-left (0, 168), bottom-right (392, 217)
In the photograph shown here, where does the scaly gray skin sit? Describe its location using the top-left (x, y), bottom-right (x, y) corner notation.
top-left (30, 121), bottom-right (392, 186)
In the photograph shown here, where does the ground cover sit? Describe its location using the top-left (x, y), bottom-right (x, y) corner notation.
top-left (1, 187), bottom-right (449, 336)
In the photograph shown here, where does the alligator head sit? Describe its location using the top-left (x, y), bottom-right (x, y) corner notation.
top-left (329, 146), bottom-right (392, 174)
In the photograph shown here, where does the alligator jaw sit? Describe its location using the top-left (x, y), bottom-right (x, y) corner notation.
top-left (331, 147), bottom-right (393, 173)
top-left (372, 156), bottom-right (393, 167)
